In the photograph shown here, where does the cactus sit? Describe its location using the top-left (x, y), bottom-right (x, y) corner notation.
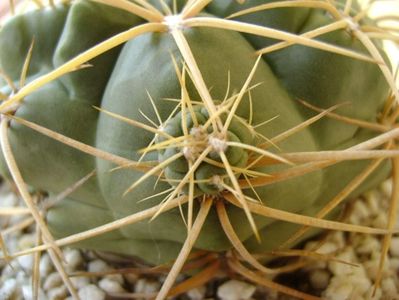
top-left (0, 0), bottom-right (398, 299)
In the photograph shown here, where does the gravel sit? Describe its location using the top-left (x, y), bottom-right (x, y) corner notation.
top-left (1, 179), bottom-right (398, 300)
top-left (217, 280), bottom-right (256, 300)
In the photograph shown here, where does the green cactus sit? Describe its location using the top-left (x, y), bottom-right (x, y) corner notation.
top-left (0, 0), bottom-right (397, 299)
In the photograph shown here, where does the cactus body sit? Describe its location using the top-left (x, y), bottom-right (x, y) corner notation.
top-left (0, 0), bottom-right (392, 266)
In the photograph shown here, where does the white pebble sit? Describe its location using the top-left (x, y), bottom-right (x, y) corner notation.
top-left (1, 260), bottom-right (20, 277)
top-left (389, 237), bottom-right (399, 257)
top-left (380, 179), bottom-right (393, 198)
top-left (22, 285), bottom-right (47, 300)
top-left (317, 242), bottom-right (339, 255)
top-left (363, 260), bottom-right (379, 281)
top-left (217, 280), bottom-right (256, 300)
top-left (187, 286), bottom-right (206, 300)
top-left (381, 277), bottom-right (398, 297)
top-left (347, 270), bottom-right (372, 296)
top-left (17, 234), bottom-right (36, 250)
top-left (70, 277), bottom-right (90, 290)
top-left (87, 260), bottom-right (110, 273)
top-left (364, 287), bottom-right (382, 300)
top-left (0, 278), bottom-right (19, 300)
top-left (363, 257), bottom-right (390, 282)
top-left (105, 274), bottom-right (124, 284)
top-left (99, 277), bottom-right (125, 294)
top-left (323, 278), bottom-right (353, 300)
top-left (328, 249), bottom-right (356, 276)
top-left (4, 238), bottom-right (20, 255)
top-left (390, 257), bottom-right (399, 271)
top-left (15, 270), bottom-right (30, 286)
top-left (135, 279), bottom-right (160, 295)
top-left (47, 285), bottom-right (67, 300)
top-left (355, 236), bottom-right (380, 255)
top-left (0, 194), bottom-right (19, 227)
top-left (372, 213), bottom-right (388, 229)
top-left (64, 249), bottom-right (83, 271)
top-left (39, 254), bottom-right (53, 278)
top-left (78, 284), bottom-right (106, 300)
top-left (328, 232), bottom-right (346, 249)
top-left (303, 242), bottom-right (328, 270)
top-left (352, 201), bottom-right (371, 221)
top-left (43, 273), bottom-right (62, 291)
top-left (17, 254), bottom-right (34, 272)
top-left (309, 269), bottom-right (330, 290)
top-left (348, 213), bottom-right (362, 226)
top-left (1, 193), bottom-right (19, 207)
top-left (364, 190), bottom-right (381, 214)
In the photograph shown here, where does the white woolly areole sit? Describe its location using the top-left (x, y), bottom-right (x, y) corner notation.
top-left (190, 126), bottom-right (204, 139)
top-left (182, 126), bottom-right (208, 161)
top-left (210, 175), bottom-right (224, 191)
top-left (164, 15), bottom-right (184, 31)
top-left (209, 135), bottom-right (228, 153)
top-left (182, 145), bottom-right (196, 161)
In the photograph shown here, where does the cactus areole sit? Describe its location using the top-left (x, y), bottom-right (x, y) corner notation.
top-left (0, 0), bottom-right (393, 267)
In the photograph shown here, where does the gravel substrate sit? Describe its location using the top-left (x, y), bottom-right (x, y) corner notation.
top-left (1, 179), bottom-right (399, 300)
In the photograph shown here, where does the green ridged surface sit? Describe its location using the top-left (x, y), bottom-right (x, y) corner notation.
top-left (0, 1), bottom-right (391, 265)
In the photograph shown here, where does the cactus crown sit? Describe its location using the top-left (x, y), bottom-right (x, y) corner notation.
top-left (157, 103), bottom-right (256, 195)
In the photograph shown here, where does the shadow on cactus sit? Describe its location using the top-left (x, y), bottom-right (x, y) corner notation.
top-left (0, 0), bottom-right (399, 299)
